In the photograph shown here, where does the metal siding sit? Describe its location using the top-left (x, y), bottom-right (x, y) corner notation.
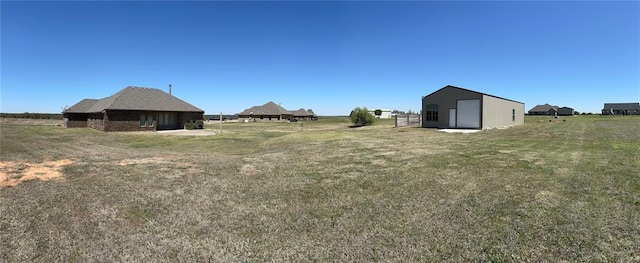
top-left (457, 99), bottom-right (481, 128)
top-left (421, 87), bottom-right (482, 128)
top-left (482, 95), bottom-right (525, 129)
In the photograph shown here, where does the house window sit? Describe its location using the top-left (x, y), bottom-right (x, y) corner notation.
top-left (140, 115), bottom-right (146, 127)
top-left (147, 115), bottom-right (154, 127)
top-left (512, 109), bottom-right (515, 122)
top-left (425, 104), bottom-right (438, 121)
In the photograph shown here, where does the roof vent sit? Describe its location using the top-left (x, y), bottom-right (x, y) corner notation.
top-left (169, 84), bottom-right (172, 95)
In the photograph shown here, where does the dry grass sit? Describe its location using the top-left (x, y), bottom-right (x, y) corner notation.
top-left (1, 116), bottom-right (639, 261)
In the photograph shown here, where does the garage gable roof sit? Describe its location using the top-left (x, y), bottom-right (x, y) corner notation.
top-left (424, 85), bottom-right (524, 104)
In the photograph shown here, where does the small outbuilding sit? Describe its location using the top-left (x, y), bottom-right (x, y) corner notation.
top-left (368, 109), bottom-right (392, 119)
top-left (422, 85), bottom-right (524, 129)
top-left (63, 86), bottom-right (204, 132)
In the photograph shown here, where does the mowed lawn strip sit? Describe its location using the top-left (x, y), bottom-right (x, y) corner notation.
top-left (1, 116), bottom-right (638, 261)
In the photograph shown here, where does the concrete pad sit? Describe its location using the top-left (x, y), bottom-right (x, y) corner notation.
top-left (438, 129), bottom-right (481, 134)
top-left (156, 129), bottom-right (217, 136)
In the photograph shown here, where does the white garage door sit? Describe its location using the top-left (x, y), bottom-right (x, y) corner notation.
top-left (457, 99), bottom-right (480, 128)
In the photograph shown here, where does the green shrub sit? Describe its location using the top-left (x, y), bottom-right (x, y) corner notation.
top-left (185, 120), bottom-right (203, 130)
top-left (350, 107), bottom-right (375, 127)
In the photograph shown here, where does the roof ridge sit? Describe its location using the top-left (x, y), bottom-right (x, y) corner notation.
top-left (427, 85), bottom-right (524, 104)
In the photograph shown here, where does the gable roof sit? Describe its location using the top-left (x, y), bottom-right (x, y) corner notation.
top-left (529, 104), bottom-right (559, 112)
top-left (290, 108), bottom-right (312, 117)
top-left (424, 85), bottom-right (524, 104)
top-left (602, 103), bottom-right (640, 110)
top-left (238, 101), bottom-right (293, 116)
top-left (64, 86), bottom-right (203, 113)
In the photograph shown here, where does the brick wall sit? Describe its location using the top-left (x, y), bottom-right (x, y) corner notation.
top-left (104, 110), bottom-right (157, 132)
top-left (87, 113), bottom-right (105, 131)
top-left (63, 113), bottom-right (88, 128)
top-left (102, 110), bottom-right (203, 132)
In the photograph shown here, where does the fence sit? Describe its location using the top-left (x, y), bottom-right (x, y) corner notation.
top-left (395, 114), bottom-right (421, 127)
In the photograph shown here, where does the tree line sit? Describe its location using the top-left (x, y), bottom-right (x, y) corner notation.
top-left (0, 113), bottom-right (63, 119)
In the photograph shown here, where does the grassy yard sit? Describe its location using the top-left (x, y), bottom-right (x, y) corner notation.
top-left (1, 116), bottom-right (639, 261)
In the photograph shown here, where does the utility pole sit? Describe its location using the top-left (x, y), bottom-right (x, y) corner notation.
top-left (220, 112), bottom-right (223, 135)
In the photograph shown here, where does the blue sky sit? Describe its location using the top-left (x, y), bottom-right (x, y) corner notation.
top-left (1, 1), bottom-right (638, 115)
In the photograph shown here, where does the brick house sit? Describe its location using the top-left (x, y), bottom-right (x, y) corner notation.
top-left (63, 86), bottom-right (204, 132)
top-left (601, 103), bottom-right (640, 115)
top-left (237, 101), bottom-right (294, 122)
top-left (290, 108), bottom-right (317, 121)
top-left (528, 104), bottom-right (559, 116)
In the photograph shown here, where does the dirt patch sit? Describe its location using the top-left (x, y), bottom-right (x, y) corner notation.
top-left (0, 159), bottom-right (74, 188)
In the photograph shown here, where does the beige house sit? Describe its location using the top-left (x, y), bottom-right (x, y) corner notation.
top-left (422, 85), bottom-right (524, 129)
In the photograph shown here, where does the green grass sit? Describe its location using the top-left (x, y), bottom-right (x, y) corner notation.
top-left (1, 116), bottom-right (639, 261)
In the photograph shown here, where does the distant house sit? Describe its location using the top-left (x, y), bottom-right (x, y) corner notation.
top-left (290, 108), bottom-right (317, 121)
top-left (63, 86), bottom-right (204, 132)
top-left (422, 85), bottom-right (524, 129)
top-left (528, 104), bottom-right (559, 116)
top-left (368, 109), bottom-right (392, 119)
top-left (390, 110), bottom-right (405, 118)
top-left (237, 102), bottom-right (293, 122)
top-left (601, 103), bottom-right (640, 115)
top-left (557, 107), bottom-right (575, 116)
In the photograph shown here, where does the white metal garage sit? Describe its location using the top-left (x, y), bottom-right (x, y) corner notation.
top-left (456, 99), bottom-right (480, 128)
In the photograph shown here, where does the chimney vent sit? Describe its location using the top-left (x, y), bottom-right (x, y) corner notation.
top-left (169, 84), bottom-right (172, 95)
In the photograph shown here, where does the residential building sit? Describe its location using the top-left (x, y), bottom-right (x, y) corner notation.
top-left (63, 86), bottom-right (204, 132)
top-left (528, 104), bottom-right (559, 116)
top-left (601, 103), bottom-right (640, 115)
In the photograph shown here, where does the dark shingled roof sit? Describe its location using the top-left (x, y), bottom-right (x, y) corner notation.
top-left (528, 104), bottom-right (559, 112)
top-left (602, 103), bottom-right (640, 111)
top-left (64, 86), bottom-right (203, 113)
top-left (290, 108), bottom-right (312, 117)
top-left (238, 102), bottom-right (292, 116)
top-left (64, 99), bottom-right (99, 113)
